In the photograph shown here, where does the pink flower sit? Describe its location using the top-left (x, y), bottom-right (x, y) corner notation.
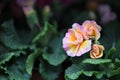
top-left (90, 44), bottom-right (104, 59)
top-left (98, 4), bottom-right (117, 24)
top-left (63, 23), bottom-right (92, 57)
top-left (82, 20), bottom-right (101, 40)
top-left (63, 20), bottom-right (103, 57)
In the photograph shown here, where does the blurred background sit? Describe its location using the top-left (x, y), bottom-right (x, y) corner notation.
top-left (0, 0), bottom-right (120, 80)
top-left (0, 0), bottom-right (120, 29)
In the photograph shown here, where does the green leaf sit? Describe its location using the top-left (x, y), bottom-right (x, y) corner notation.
top-left (17, 30), bottom-right (34, 44)
top-left (65, 63), bottom-right (96, 80)
top-left (42, 35), bottom-right (67, 66)
top-left (0, 51), bottom-right (26, 65)
top-left (82, 59), bottom-right (112, 65)
top-left (65, 64), bottom-right (80, 80)
top-left (26, 48), bottom-right (41, 75)
top-left (0, 53), bottom-right (14, 65)
top-left (39, 60), bottom-right (61, 80)
top-left (83, 71), bottom-right (96, 77)
top-left (95, 71), bottom-right (105, 79)
top-left (12, 51), bottom-right (26, 57)
top-left (105, 47), bottom-right (116, 58)
top-left (32, 22), bottom-right (56, 45)
top-left (107, 67), bottom-right (120, 77)
top-left (0, 43), bottom-right (9, 53)
top-left (115, 58), bottom-right (120, 63)
top-left (0, 20), bottom-right (28, 49)
top-left (105, 40), bottom-right (120, 59)
top-left (0, 74), bottom-right (8, 80)
top-left (65, 63), bottom-right (106, 80)
top-left (5, 57), bottom-right (30, 80)
top-left (26, 9), bottom-right (40, 31)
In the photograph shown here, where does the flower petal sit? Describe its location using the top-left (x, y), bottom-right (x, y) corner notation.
top-left (82, 20), bottom-right (101, 31)
top-left (66, 45), bottom-right (77, 57)
top-left (82, 20), bottom-right (101, 40)
top-left (65, 29), bottom-right (76, 42)
top-left (72, 23), bottom-right (88, 40)
top-left (76, 40), bottom-right (92, 56)
top-left (90, 44), bottom-right (104, 59)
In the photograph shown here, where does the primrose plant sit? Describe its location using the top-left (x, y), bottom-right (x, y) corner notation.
top-left (63, 20), bottom-right (104, 58)
top-left (62, 20), bottom-right (120, 80)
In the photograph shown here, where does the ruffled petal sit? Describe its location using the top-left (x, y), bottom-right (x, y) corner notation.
top-left (66, 45), bottom-right (77, 57)
top-left (76, 40), bottom-right (92, 56)
top-left (72, 23), bottom-right (88, 40)
top-left (82, 20), bottom-right (102, 40)
top-left (90, 44), bottom-right (104, 58)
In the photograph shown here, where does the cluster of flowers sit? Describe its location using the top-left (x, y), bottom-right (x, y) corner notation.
top-left (63, 20), bottom-right (104, 58)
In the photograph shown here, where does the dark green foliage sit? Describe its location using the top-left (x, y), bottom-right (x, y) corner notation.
top-left (39, 60), bottom-right (61, 80)
top-left (0, 0), bottom-right (120, 80)
top-left (42, 35), bottom-right (67, 66)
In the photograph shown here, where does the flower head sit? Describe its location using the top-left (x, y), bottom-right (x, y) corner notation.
top-left (63, 20), bottom-right (104, 58)
top-left (63, 23), bottom-right (92, 57)
top-left (90, 44), bottom-right (104, 59)
top-left (98, 4), bottom-right (117, 24)
top-left (82, 20), bottom-right (101, 40)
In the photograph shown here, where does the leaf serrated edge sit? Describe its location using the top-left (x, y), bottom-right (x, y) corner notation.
top-left (0, 53), bottom-right (14, 65)
top-left (82, 59), bottom-right (112, 65)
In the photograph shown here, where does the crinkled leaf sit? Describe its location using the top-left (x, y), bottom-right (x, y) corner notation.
top-left (105, 47), bottom-right (116, 58)
top-left (107, 67), bottom-right (120, 77)
top-left (42, 35), bottom-right (67, 66)
top-left (0, 20), bottom-right (28, 49)
top-left (17, 30), bottom-right (34, 44)
top-left (0, 53), bottom-right (14, 65)
top-left (39, 60), bottom-right (61, 80)
top-left (32, 22), bottom-right (56, 45)
top-left (26, 48), bottom-right (41, 75)
top-left (13, 51), bottom-right (26, 57)
top-left (95, 71), bottom-right (105, 79)
top-left (65, 63), bottom-right (96, 80)
top-left (83, 71), bottom-right (97, 77)
top-left (5, 57), bottom-right (30, 80)
top-left (82, 59), bottom-right (112, 65)
top-left (0, 51), bottom-right (25, 65)
top-left (65, 63), bottom-right (105, 80)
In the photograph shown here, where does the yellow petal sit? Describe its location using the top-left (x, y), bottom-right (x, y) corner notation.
top-left (66, 45), bottom-right (77, 57)
top-left (76, 40), bottom-right (92, 56)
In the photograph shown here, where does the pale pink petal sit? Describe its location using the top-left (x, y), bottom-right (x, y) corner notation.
top-left (66, 45), bottom-right (77, 57)
top-left (91, 21), bottom-right (101, 31)
top-left (82, 20), bottom-right (101, 31)
top-left (66, 29), bottom-right (76, 40)
top-left (82, 20), bottom-right (91, 28)
top-left (72, 23), bottom-right (88, 40)
top-left (82, 20), bottom-right (101, 40)
top-left (62, 29), bottom-right (77, 51)
top-left (73, 30), bottom-right (83, 44)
